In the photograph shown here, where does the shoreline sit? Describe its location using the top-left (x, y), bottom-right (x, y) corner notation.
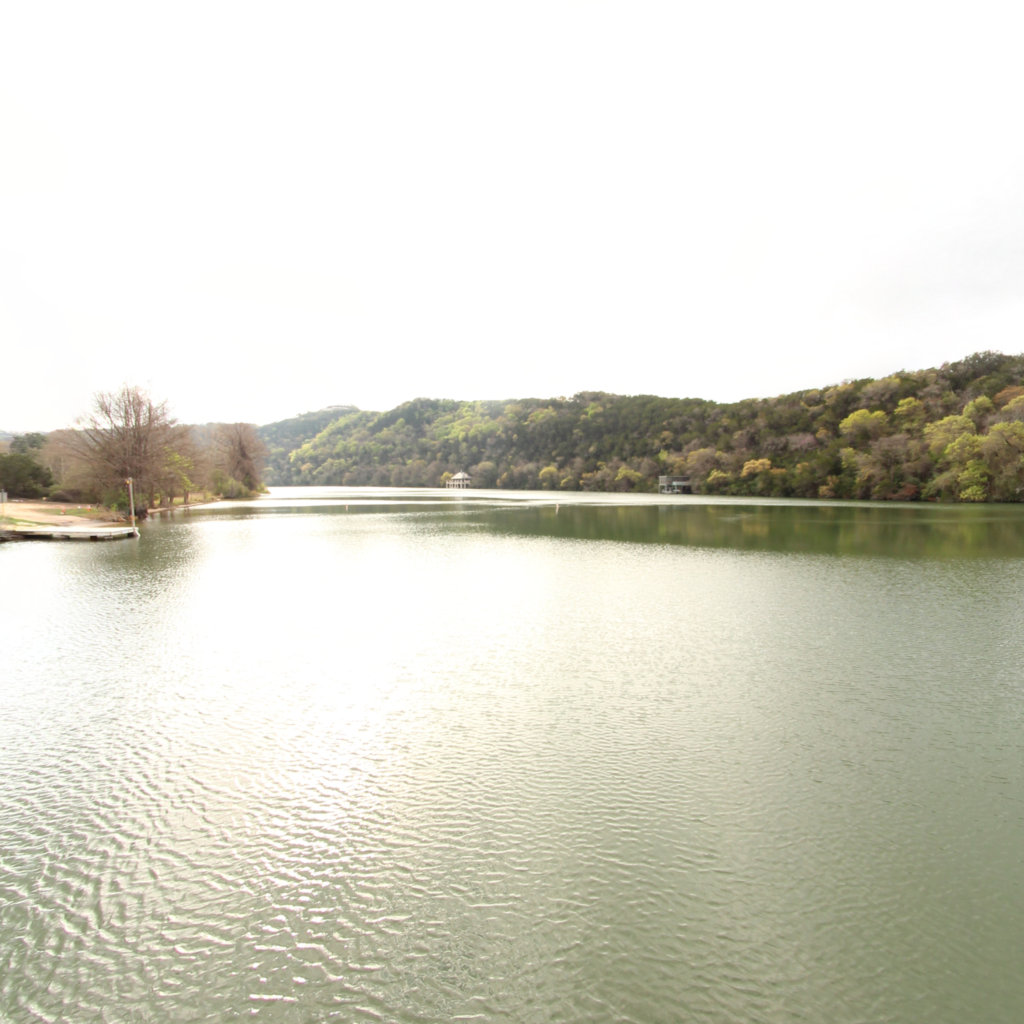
top-left (1, 500), bottom-right (124, 528)
top-left (0, 499), bottom-right (213, 531)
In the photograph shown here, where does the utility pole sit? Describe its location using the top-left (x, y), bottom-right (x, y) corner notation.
top-left (126, 477), bottom-right (139, 536)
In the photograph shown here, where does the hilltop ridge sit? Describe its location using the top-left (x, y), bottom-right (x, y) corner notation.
top-left (255, 351), bottom-right (1024, 501)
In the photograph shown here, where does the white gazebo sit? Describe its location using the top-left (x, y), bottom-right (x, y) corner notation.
top-left (446, 471), bottom-right (472, 489)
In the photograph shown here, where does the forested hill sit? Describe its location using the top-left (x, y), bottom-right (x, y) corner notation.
top-left (258, 351), bottom-right (1024, 501)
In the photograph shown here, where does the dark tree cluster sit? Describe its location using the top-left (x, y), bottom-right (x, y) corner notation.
top-left (0, 433), bottom-right (53, 498)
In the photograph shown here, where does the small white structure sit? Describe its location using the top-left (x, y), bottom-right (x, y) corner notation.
top-left (446, 471), bottom-right (472, 489)
top-left (658, 475), bottom-right (692, 494)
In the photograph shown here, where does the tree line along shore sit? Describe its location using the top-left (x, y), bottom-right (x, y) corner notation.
top-left (5, 351), bottom-right (1024, 508)
top-left (260, 351), bottom-right (1024, 502)
top-left (1, 386), bottom-right (267, 516)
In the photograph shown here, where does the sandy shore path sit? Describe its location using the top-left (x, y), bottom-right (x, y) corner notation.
top-left (0, 500), bottom-right (124, 527)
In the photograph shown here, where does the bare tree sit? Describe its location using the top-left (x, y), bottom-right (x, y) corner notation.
top-left (214, 422), bottom-right (267, 495)
top-left (68, 385), bottom-right (180, 512)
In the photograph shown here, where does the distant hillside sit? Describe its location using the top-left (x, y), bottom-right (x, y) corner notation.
top-left (259, 406), bottom-right (358, 484)
top-left (258, 352), bottom-right (1024, 501)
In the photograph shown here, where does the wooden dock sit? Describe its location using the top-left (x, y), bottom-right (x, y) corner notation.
top-left (1, 525), bottom-right (140, 542)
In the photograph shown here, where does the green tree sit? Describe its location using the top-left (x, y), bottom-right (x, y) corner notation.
top-left (683, 447), bottom-right (720, 488)
top-left (469, 461), bottom-right (499, 488)
top-left (0, 452), bottom-right (53, 498)
top-left (613, 465), bottom-right (643, 491)
top-left (790, 461), bottom-right (820, 498)
top-left (936, 432), bottom-right (988, 501)
top-left (741, 458), bottom-right (772, 477)
top-left (979, 421), bottom-right (1024, 500)
top-left (839, 409), bottom-right (888, 447)
top-left (964, 396), bottom-right (995, 430)
top-left (704, 469), bottom-right (733, 493)
top-left (161, 447), bottom-right (196, 505)
top-left (892, 397), bottom-right (926, 434)
top-left (738, 458), bottom-right (774, 494)
top-left (538, 465), bottom-right (560, 489)
top-left (923, 415), bottom-right (975, 460)
top-left (957, 460), bottom-right (990, 502)
top-left (9, 432), bottom-right (47, 455)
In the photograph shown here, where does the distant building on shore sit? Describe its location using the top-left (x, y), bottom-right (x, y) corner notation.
top-left (446, 471), bottom-right (472, 489)
top-left (658, 475), bottom-right (692, 494)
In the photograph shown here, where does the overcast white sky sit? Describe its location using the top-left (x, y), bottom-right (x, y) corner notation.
top-left (3, 2), bottom-right (1024, 432)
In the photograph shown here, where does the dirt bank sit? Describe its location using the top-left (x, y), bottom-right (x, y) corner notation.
top-left (0, 500), bottom-right (124, 527)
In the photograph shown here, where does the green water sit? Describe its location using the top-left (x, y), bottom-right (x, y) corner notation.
top-left (1, 489), bottom-right (1022, 1023)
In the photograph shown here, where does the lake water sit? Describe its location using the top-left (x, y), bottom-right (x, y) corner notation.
top-left (2, 488), bottom-right (1023, 1023)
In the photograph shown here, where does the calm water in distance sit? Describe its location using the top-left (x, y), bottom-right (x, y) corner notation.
top-left (1, 488), bottom-right (1023, 1023)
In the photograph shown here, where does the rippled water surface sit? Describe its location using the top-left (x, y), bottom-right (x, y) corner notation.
top-left (2, 489), bottom-right (1023, 1022)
